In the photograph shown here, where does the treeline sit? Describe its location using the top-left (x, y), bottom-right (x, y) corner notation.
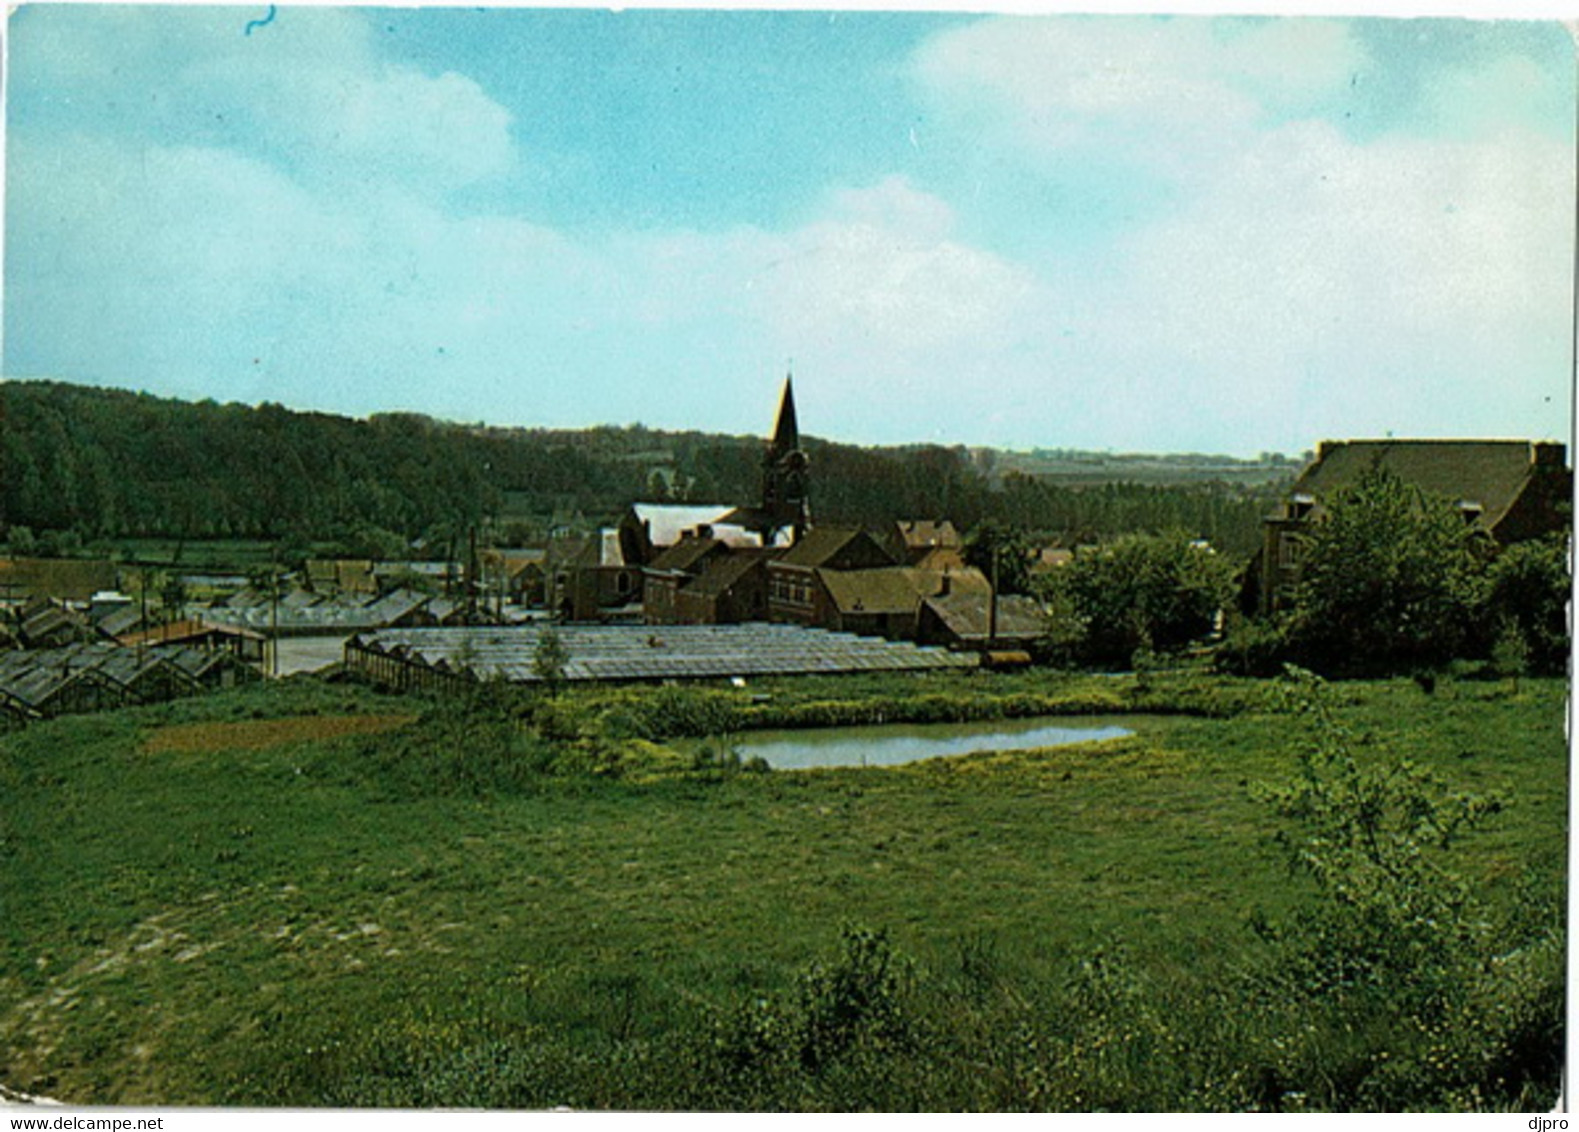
top-left (0, 381), bottom-right (1283, 554)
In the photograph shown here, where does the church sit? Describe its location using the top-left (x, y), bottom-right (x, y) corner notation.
top-left (558, 381), bottom-right (1028, 647)
top-left (557, 380), bottom-right (810, 622)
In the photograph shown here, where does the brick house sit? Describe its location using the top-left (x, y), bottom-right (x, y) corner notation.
top-left (1253, 439), bottom-right (1571, 615)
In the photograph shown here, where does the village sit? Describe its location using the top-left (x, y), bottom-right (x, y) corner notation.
top-left (0, 380), bottom-right (1567, 723)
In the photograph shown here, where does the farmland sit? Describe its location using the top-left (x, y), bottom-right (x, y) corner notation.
top-left (0, 667), bottom-right (1564, 1110)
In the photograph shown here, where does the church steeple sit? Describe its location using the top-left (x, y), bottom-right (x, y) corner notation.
top-left (758, 375), bottom-right (810, 544)
top-left (769, 377), bottom-right (799, 455)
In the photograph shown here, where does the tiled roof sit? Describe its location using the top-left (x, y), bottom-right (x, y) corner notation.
top-left (922, 592), bottom-right (1051, 642)
top-left (683, 551), bottom-right (765, 599)
top-left (649, 537), bottom-right (723, 574)
top-left (818, 567), bottom-right (933, 615)
top-left (776, 526), bottom-right (870, 568)
top-left (1285, 440), bottom-right (1561, 528)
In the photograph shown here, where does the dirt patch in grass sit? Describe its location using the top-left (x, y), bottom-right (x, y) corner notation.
top-left (143, 713), bottom-right (417, 755)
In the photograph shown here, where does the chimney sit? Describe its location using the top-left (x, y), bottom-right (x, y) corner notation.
top-left (1534, 441), bottom-right (1566, 467)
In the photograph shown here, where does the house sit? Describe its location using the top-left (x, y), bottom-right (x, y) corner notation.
top-left (481, 548), bottom-right (548, 606)
top-left (642, 536), bottom-right (731, 624)
top-left (560, 528), bottom-right (645, 621)
top-left (305, 559), bottom-right (377, 596)
top-left (1254, 439), bottom-right (1571, 614)
top-left (672, 550), bottom-right (776, 625)
top-left (767, 527), bottom-right (898, 626)
top-left (890, 520), bottom-right (966, 571)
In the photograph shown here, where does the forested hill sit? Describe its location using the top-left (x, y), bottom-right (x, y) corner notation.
top-left (0, 380), bottom-right (1289, 556)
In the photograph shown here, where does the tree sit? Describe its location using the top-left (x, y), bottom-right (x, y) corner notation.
top-left (1051, 531), bottom-right (1234, 664)
top-left (532, 629), bottom-right (570, 687)
top-left (963, 520), bottom-right (1035, 596)
top-left (1285, 465), bottom-right (1489, 675)
top-left (1479, 534), bottom-right (1570, 674)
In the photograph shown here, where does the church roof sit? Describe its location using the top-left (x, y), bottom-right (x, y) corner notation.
top-left (770, 377), bottom-right (799, 452)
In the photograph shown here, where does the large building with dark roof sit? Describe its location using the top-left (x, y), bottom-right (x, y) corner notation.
top-left (1254, 438), bottom-right (1571, 614)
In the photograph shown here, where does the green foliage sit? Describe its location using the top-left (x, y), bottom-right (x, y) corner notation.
top-left (1490, 621), bottom-right (1531, 694)
top-left (1480, 534), bottom-right (1570, 674)
top-left (1214, 613), bottom-right (1294, 678)
top-left (963, 520), bottom-right (1036, 596)
top-left (1241, 667), bottom-right (1558, 1110)
top-left (1051, 531), bottom-right (1235, 664)
top-left (2, 380), bottom-right (1283, 554)
top-left (1285, 465), bottom-right (1491, 674)
top-left (531, 629), bottom-right (570, 686)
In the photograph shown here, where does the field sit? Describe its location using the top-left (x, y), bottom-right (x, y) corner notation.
top-left (0, 668), bottom-right (1566, 1110)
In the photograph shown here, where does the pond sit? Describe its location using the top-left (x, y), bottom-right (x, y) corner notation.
top-left (718, 715), bottom-right (1142, 770)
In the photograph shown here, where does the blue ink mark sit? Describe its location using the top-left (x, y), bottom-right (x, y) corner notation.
top-left (244, 5), bottom-right (276, 36)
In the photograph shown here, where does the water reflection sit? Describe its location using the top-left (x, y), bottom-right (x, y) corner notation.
top-left (728, 715), bottom-right (1138, 770)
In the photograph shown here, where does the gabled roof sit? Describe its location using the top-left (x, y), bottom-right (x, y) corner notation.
top-left (683, 550), bottom-right (767, 599)
top-left (922, 592), bottom-right (1051, 643)
top-left (776, 526), bottom-right (885, 569)
top-left (1284, 440), bottom-right (1565, 529)
top-left (895, 520), bottom-right (961, 550)
top-left (649, 537), bottom-right (724, 574)
top-left (819, 567), bottom-right (935, 616)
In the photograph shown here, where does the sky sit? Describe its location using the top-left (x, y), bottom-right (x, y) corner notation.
top-left (4, 4), bottom-right (1575, 456)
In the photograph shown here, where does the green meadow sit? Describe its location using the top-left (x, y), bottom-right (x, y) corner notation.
top-left (0, 668), bottom-right (1565, 1110)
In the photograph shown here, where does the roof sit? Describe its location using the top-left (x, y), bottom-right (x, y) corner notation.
top-left (683, 551), bottom-right (767, 599)
top-left (348, 622), bottom-right (978, 684)
top-left (95, 605), bottom-right (148, 638)
top-left (776, 526), bottom-right (875, 568)
top-left (117, 618), bottom-right (266, 647)
top-left (627, 504), bottom-right (740, 547)
top-left (1284, 440), bottom-right (1564, 529)
top-left (770, 377), bottom-right (799, 453)
top-left (895, 520), bottom-right (961, 550)
top-left (922, 592), bottom-right (1051, 643)
top-left (649, 537), bottom-right (724, 574)
top-left (819, 567), bottom-right (935, 616)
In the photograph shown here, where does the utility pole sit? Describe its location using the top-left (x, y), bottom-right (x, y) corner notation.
top-left (987, 543), bottom-right (999, 649)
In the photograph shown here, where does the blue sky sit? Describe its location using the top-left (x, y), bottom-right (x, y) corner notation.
top-left (5, 5), bottom-right (1574, 456)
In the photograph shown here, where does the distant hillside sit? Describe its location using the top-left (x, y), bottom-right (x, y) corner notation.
top-left (0, 380), bottom-right (1291, 557)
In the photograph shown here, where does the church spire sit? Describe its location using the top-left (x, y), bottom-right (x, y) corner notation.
top-left (770, 375), bottom-right (799, 455)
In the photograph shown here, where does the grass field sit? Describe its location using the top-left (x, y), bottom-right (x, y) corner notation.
top-left (0, 668), bottom-right (1565, 1109)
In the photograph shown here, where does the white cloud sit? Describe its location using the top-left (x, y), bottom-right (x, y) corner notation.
top-left (910, 16), bottom-right (1370, 164)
